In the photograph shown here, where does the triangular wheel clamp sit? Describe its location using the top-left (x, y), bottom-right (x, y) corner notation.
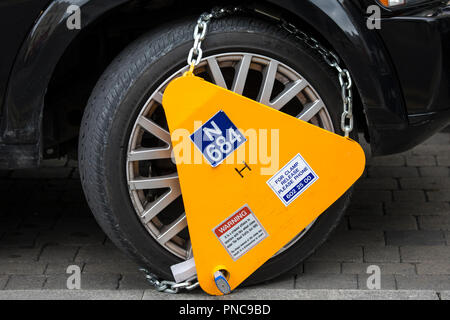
top-left (163, 75), bottom-right (365, 295)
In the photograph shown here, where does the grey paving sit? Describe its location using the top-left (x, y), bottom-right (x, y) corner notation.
top-left (0, 131), bottom-right (448, 298)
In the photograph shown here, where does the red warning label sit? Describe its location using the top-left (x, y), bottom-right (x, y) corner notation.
top-left (213, 205), bottom-right (267, 260)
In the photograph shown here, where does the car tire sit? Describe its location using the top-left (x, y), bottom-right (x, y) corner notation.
top-left (79, 15), bottom-right (357, 285)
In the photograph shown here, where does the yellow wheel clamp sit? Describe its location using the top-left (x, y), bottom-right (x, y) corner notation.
top-left (162, 70), bottom-right (365, 296)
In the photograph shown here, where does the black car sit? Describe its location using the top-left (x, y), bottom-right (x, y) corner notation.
top-left (0, 0), bottom-right (449, 285)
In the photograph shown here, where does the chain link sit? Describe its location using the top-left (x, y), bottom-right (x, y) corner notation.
top-left (140, 268), bottom-right (199, 294)
top-left (279, 20), bottom-right (354, 137)
top-left (187, 7), bottom-right (243, 67)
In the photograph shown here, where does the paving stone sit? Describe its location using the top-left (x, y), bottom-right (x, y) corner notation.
top-left (328, 230), bottom-right (385, 246)
top-left (36, 228), bottom-right (105, 246)
top-left (422, 132), bottom-right (450, 145)
top-left (385, 202), bottom-right (449, 216)
top-left (393, 190), bottom-right (426, 202)
top-left (419, 167), bottom-right (449, 177)
top-left (0, 230), bottom-right (39, 247)
top-left (0, 248), bottom-right (39, 262)
top-left (119, 274), bottom-right (156, 290)
top-left (356, 178), bottom-right (398, 190)
top-left (40, 158), bottom-right (68, 168)
top-left (54, 216), bottom-right (101, 230)
top-left (401, 246), bottom-right (450, 262)
top-left (295, 274), bottom-right (357, 290)
top-left (396, 275), bottom-right (450, 290)
top-left (441, 291), bottom-right (450, 300)
top-left (43, 273), bottom-right (120, 290)
top-left (303, 262), bottom-right (341, 274)
top-left (364, 246), bottom-right (400, 263)
top-left (351, 190), bottom-right (392, 204)
top-left (357, 274), bottom-right (396, 290)
top-left (427, 190), bottom-right (450, 202)
top-left (437, 156), bottom-right (450, 166)
top-left (307, 244), bottom-right (363, 263)
top-left (342, 262), bottom-right (415, 275)
top-left (346, 203), bottom-right (383, 216)
top-left (349, 216), bottom-right (417, 231)
top-left (4, 275), bottom-right (45, 290)
top-left (38, 245), bottom-right (79, 262)
top-left (416, 262), bottom-right (450, 275)
top-left (406, 155), bottom-right (436, 167)
top-left (20, 213), bottom-right (60, 230)
top-left (386, 231), bottom-right (446, 246)
top-left (0, 276), bottom-right (8, 289)
top-left (259, 274), bottom-right (295, 289)
top-left (418, 216), bottom-right (450, 231)
top-left (412, 145), bottom-right (450, 156)
top-left (400, 177), bottom-right (450, 190)
top-left (75, 245), bottom-right (129, 263)
top-left (368, 155), bottom-right (405, 166)
top-left (203, 289), bottom-right (439, 300)
top-left (83, 261), bottom-right (141, 274)
top-left (44, 263), bottom-right (84, 275)
top-left (0, 262), bottom-right (46, 275)
top-left (0, 289), bottom-right (144, 300)
top-left (368, 166), bottom-right (419, 178)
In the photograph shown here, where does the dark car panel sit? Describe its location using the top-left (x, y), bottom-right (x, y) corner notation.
top-left (0, 0), bottom-right (50, 118)
top-left (379, 5), bottom-right (450, 116)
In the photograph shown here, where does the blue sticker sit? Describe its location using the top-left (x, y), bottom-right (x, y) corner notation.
top-left (190, 110), bottom-right (246, 167)
top-left (267, 154), bottom-right (319, 206)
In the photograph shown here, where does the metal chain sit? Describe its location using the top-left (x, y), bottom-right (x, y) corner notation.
top-left (279, 20), bottom-right (354, 137)
top-left (187, 8), bottom-right (354, 137)
top-left (187, 7), bottom-right (243, 67)
top-left (139, 268), bottom-right (199, 294)
top-left (141, 7), bottom-right (356, 294)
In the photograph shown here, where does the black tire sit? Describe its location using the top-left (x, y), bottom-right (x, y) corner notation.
top-left (79, 16), bottom-right (357, 285)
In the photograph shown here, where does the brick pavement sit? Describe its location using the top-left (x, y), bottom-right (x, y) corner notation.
top-left (0, 131), bottom-right (449, 299)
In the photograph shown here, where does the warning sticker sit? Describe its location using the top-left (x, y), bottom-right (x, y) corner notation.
top-left (213, 205), bottom-right (267, 260)
top-left (267, 153), bottom-right (319, 206)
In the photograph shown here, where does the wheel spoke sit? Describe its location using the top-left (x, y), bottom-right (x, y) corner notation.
top-left (257, 60), bottom-right (278, 106)
top-left (231, 54), bottom-right (252, 95)
top-left (297, 99), bottom-right (325, 122)
top-left (141, 186), bottom-right (182, 223)
top-left (270, 79), bottom-right (307, 110)
top-left (207, 57), bottom-right (227, 89)
top-left (129, 173), bottom-right (179, 190)
top-left (138, 116), bottom-right (171, 145)
top-left (153, 91), bottom-right (164, 104)
top-left (128, 147), bottom-right (172, 161)
top-left (157, 213), bottom-right (187, 244)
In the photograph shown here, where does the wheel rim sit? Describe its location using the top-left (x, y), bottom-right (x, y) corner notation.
top-left (126, 52), bottom-right (334, 260)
